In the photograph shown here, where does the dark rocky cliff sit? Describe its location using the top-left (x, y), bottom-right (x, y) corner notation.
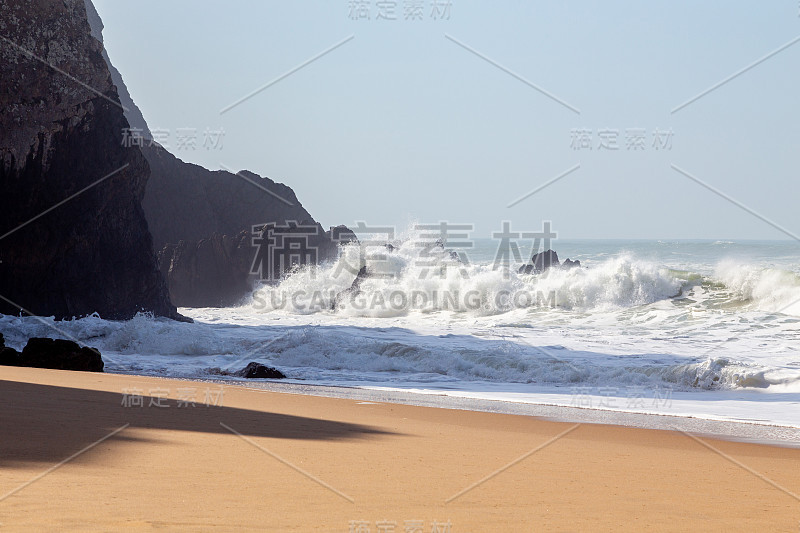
top-left (157, 231), bottom-right (254, 308)
top-left (79, 0), bottom-right (344, 308)
top-left (0, 0), bottom-right (178, 320)
top-left (140, 144), bottom-right (331, 253)
top-left (142, 145), bottom-right (339, 306)
top-left (82, 0), bottom-right (151, 138)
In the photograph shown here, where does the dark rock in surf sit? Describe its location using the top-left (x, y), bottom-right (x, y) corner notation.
top-left (0, 346), bottom-right (19, 367)
top-left (239, 362), bottom-right (286, 379)
top-left (348, 265), bottom-right (372, 297)
top-left (0, 337), bottom-right (103, 372)
top-left (0, 332), bottom-right (19, 367)
top-left (563, 258), bottom-right (581, 269)
top-left (519, 250), bottom-right (560, 274)
top-left (332, 266), bottom-right (371, 310)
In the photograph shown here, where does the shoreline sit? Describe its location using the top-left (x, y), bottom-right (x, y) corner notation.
top-left (3, 366), bottom-right (800, 531)
top-left (109, 372), bottom-right (800, 448)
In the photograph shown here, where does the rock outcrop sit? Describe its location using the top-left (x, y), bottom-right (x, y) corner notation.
top-left (209, 361), bottom-right (286, 379)
top-left (0, 0), bottom-right (178, 320)
top-left (83, 0), bottom-right (151, 138)
top-left (518, 250), bottom-right (581, 274)
top-left (519, 250), bottom-right (561, 274)
top-left (0, 333), bottom-right (17, 363)
top-left (79, 0), bottom-right (346, 308)
top-left (327, 225), bottom-right (359, 244)
top-left (140, 144), bottom-right (333, 253)
top-left (0, 336), bottom-right (104, 372)
top-left (141, 145), bottom-right (344, 307)
top-left (238, 362), bottom-right (286, 379)
top-left (332, 265), bottom-right (370, 310)
top-left (157, 231), bottom-right (254, 308)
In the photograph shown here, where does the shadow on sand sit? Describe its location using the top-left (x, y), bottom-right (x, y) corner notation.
top-left (0, 378), bottom-right (395, 469)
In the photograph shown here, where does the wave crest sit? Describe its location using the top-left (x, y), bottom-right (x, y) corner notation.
top-left (715, 261), bottom-right (800, 316)
top-left (248, 241), bottom-right (685, 317)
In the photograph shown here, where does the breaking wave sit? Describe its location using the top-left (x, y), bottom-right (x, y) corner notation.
top-left (714, 260), bottom-right (800, 316)
top-left (3, 313), bottom-right (795, 391)
top-left (248, 239), bottom-right (686, 317)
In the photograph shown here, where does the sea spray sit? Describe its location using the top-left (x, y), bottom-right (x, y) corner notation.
top-left (3, 238), bottom-right (799, 417)
top-left (714, 260), bottom-right (800, 315)
top-left (248, 236), bottom-right (686, 317)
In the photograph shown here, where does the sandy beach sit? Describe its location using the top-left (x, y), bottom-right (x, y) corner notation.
top-left (3, 1), bottom-right (799, 532)
top-left (1, 367), bottom-right (799, 532)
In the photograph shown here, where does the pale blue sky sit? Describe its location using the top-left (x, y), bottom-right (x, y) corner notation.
top-left (94, 0), bottom-right (800, 240)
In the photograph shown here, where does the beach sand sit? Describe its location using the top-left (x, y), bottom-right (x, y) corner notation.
top-left (1, 367), bottom-right (798, 531)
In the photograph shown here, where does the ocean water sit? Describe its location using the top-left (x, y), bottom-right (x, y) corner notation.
top-left (2, 236), bottom-right (800, 428)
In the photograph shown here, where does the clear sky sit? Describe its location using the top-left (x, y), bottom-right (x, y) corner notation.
top-left (94, 0), bottom-right (800, 240)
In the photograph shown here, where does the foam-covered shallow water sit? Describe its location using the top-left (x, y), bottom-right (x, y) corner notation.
top-left (1, 239), bottom-right (799, 431)
top-left (205, 380), bottom-right (800, 447)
